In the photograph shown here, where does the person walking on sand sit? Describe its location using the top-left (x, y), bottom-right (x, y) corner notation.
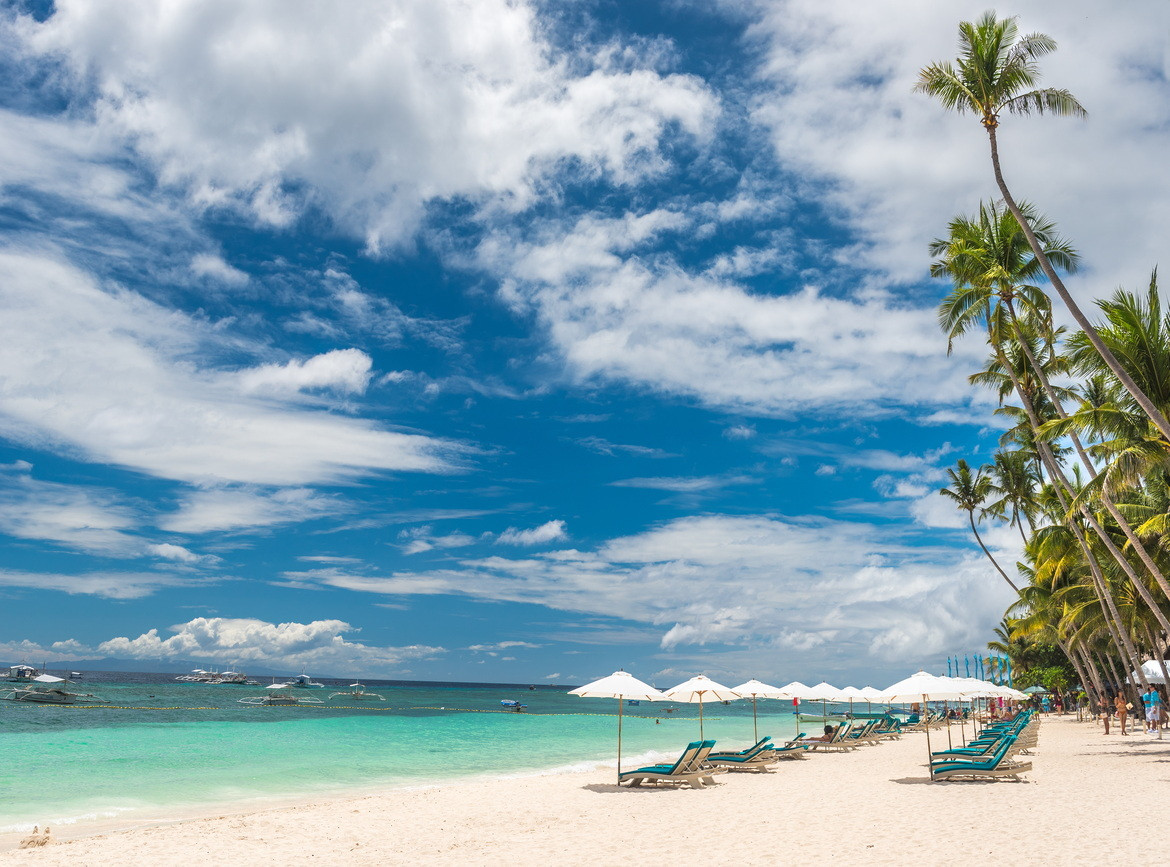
top-left (1114, 691), bottom-right (1129, 735)
top-left (1141, 686), bottom-right (1163, 735)
top-left (1100, 693), bottom-right (1111, 734)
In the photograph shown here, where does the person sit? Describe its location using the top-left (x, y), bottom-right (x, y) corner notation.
top-left (1100, 693), bottom-right (1111, 734)
top-left (807, 724), bottom-right (837, 742)
top-left (1114, 691), bottom-right (1129, 735)
top-left (1141, 686), bottom-right (1163, 734)
top-left (1040, 694), bottom-right (1050, 714)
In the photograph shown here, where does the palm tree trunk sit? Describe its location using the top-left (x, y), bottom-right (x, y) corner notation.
top-left (968, 511), bottom-right (1019, 591)
top-left (986, 125), bottom-right (1170, 443)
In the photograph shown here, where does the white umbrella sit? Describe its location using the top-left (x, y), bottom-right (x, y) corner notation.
top-left (837, 685), bottom-right (867, 714)
top-left (882, 670), bottom-right (971, 780)
top-left (803, 681), bottom-right (845, 726)
top-left (1133, 660), bottom-right (1170, 685)
top-left (569, 671), bottom-right (666, 782)
top-left (732, 679), bottom-right (786, 742)
top-left (663, 675), bottom-right (741, 740)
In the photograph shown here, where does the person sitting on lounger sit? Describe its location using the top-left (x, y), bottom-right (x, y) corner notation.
top-left (807, 724), bottom-right (837, 742)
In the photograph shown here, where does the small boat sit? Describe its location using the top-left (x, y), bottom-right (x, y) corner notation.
top-left (329, 682), bottom-right (385, 702)
top-left (289, 672), bottom-right (325, 688)
top-left (238, 683), bottom-right (324, 706)
top-left (5, 663), bottom-right (39, 683)
top-left (2, 675), bottom-right (103, 704)
top-left (70, 672), bottom-right (83, 678)
top-left (500, 699), bottom-right (527, 711)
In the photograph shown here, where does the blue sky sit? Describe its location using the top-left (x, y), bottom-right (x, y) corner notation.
top-left (1, 0), bottom-right (1168, 686)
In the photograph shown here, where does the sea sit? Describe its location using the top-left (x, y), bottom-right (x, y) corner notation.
top-left (0, 671), bottom-right (825, 833)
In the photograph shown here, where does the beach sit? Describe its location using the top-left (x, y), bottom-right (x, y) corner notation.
top-left (2, 714), bottom-right (1160, 865)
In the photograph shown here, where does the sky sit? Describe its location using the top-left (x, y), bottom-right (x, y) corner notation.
top-left (1, 0), bottom-right (1168, 687)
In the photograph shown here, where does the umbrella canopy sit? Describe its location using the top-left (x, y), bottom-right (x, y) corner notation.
top-left (570, 671), bottom-right (667, 702)
top-left (663, 675), bottom-right (741, 739)
top-left (1132, 660), bottom-right (1170, 685)
top-left (882, 671), bottom-right (970, 703)
top-left (569, 671), bottom-right (666, 782)
top-left (1022, 685), bottom-right (1049, 695)
top-left (881, 670), bottom-right (973, 779)
top-left (859, 685), bottom-right (889, 702)
top-left (732, 679), bottom-right (785, 742)
top-left (731, 679), bottom-right (786, 699)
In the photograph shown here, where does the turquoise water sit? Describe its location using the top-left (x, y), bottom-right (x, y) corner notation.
top-left (0, 675), bottom-right (810, 831)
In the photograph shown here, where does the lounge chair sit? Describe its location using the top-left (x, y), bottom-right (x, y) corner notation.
top-left (707, 737), bottom-right (777, 772)
top-left (618, 740), bottom-right (718, 788)
top-left (797, 722), bottom-right (858, 752)
top-left (931, 736), bottom-right (1031, 781)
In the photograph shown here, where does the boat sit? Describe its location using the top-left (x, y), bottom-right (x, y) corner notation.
top-left (329, 682), bottom-right (385, 701)
top-left (5, 663), bottom-right (39, 682)
top-left (175, 668), bottom-right (258, 685)
top-left (70, 672), bottom-right (82, 678)
top-left (2, 674), bottom-right (103, 705)
top-left (289, 671), bottom-right (325, 688)
top-left (238, 683), bottom-right (324, 706)
top-left (500, 699), bottom-right (527, 711)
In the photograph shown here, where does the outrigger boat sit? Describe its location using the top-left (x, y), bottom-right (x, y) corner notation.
top-left (175, 668), bottom-right (258, 685)
top-left (329, 682), bottom-right (385, 701)
top-left (2, 674), bottom-right (103, 705)
top-left (238, 683), bottom-right (324, 706)
top-left (5, 663), bottom-right (39, 682)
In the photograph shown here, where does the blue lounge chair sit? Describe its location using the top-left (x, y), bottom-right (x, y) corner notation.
top-left (618, 740), bottom-right (718, 788)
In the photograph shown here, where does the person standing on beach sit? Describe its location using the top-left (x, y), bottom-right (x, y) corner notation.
top-left (1100, 694), bottom-right (1111, 734)
top-left (1141, 686), bottom-right (1163, 734)
top-left (1114, 692), bottom-right (1129, 735)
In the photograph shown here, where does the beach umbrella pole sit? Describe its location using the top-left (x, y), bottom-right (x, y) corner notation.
top-left (752, 696), bottom-right (758, 743)
top-left (617, 697), bottom-right (623, 783)
top-left (923, 693), bottom-right (934, 781)
top-left (699, 698), bottom-right (705, 740)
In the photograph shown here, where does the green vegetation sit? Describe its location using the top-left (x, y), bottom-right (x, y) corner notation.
top-left (921, 13), bottom-right (1170, 707)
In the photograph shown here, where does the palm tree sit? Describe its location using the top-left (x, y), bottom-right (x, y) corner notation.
top-left (985, 449), bottom-right (1040, 544)
top-left (940, 459), bottom-right (1018, 591)
top-left (916, 13), bottom-right (1170, 443)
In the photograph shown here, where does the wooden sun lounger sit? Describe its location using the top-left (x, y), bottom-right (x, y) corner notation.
top-left (619, 740), bottom-right (718, 788)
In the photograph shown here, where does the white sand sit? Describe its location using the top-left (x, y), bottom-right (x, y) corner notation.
top-left (2, 715), bottom-right (1163, 865)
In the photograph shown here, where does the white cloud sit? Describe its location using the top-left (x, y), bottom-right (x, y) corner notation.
top-left (94, 616), bottom-right (444, 675)
top-left (479, 211), bottom-right (987, 420)
top-left (610, 474), bottom-right (753, 493)
top-left (397, 524), bottom-right (478, 555)
top-left (0, 472), bottom-right (141, 555)
top-left (160, 487), bottom-right (346, 534)
top-left (147, 542), bottom-right (221, 566)
top-left (190, 252), bottom-right (249, 286)
top-left (18, 0), bottom-right (717, 251)
top-left (723, 424), bottom-right (756, 440)
top-left (0, 568), bottom-right (203, 599)
top-left (744, 0), bottom-right (1170, 298)
top-left (0, 251), bottom-right (460, 486)
top-left (496, 520), bottom-right (568, 546)
top-left (237, 349), bottom-right (373, 396)
top-left (301, 513), bottom-right (1018, 671)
